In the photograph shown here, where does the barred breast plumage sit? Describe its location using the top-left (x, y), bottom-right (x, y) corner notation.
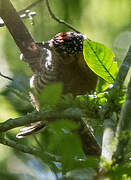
top-left (16, 32), bottom-right (98, 138)
top-left (31, 32), bottom-right (97, 95)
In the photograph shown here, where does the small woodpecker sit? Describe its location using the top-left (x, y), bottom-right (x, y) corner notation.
top-left (16, 32), bottom-right (98, 138)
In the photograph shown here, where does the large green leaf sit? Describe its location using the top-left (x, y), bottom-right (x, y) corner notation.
top-left (39, 83), bottom-right (63, 107)
top-left (83, 39), bottom-right (118, 84)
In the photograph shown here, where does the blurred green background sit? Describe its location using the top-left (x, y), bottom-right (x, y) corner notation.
top-left (0, 0), bottom-right (131, 179)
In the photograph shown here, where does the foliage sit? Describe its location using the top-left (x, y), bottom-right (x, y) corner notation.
top-left (83, 39), bottom-right (118, 84)
top-left (39, 83), bottom-right (63, 108)
top-left (1, 80), bottom-right (125, 179)
top-left (0, 0), bottom-right (131, 179)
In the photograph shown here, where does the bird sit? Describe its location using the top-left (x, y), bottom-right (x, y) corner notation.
top-left (16, 32), bottom-right (98, 138)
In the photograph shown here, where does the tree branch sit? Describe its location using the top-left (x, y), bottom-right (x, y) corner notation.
top-left (0, 0), bottom-right (100, 157)
top-left (0, 110), bottom-right (81, 133)
top-left (0, 0), bottom-right (43, 27)
top-left (0, 109), bottom-right (101, 156)
top-left (99, 45), bottom-right (131, 172)
top-left (0, 135), bottom-right (40, 155)
top-left (113, 77), bottom-right (131, 163)
top-left (0, 111), bottom-right (41, 132)
top-left (0, 133), bottom-right (60, 172)
top-left (114, 46), bottom-right (131, 89)
top-left (0, 0), bottom-right (44, 73)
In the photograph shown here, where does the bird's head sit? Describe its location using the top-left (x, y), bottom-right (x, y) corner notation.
top-left (49, 32), bottom-right (87, 64)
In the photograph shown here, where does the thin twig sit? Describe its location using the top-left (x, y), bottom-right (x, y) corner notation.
top-left (45, 0), bottom-right (81, 34)
top-left (0, 72), bottom-right (13, 81)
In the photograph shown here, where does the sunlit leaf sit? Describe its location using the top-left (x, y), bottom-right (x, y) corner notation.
top-left (96, 78), bottom-right (110, 92)
top-left (83, 39), bottom-right (118, 84)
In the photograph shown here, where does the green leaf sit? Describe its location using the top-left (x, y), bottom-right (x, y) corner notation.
top-left (96, 78), bottom-right (110, 92)
top-left (83, 39), bottom-right (118, 84)
top-left (39, 83), bottom-right (63, 107)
